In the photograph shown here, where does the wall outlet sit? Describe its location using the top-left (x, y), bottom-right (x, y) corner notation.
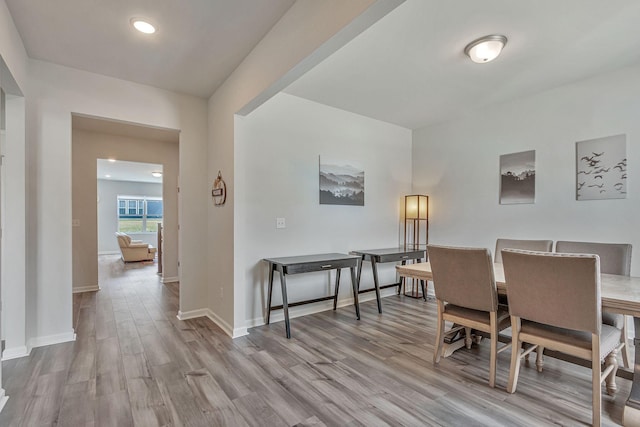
top-left (220, 287), bottom-right (223, 298)
top-left (276, 217), bottom-right (286, 229)
top-left (72, 219), bottom-right (80, 227)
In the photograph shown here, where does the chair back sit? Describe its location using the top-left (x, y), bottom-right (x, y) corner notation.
top-left (115, 232), bottom-right (131, 248)
top-left (494, 238), bottom-right (553, 263)
top-left (502, 249), bottom-right (601, 334)
top-left (427, 245), bottom-right (497, 312)
top-left (556, 241), bottom-right (631, 276)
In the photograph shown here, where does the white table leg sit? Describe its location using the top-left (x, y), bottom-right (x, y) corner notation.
top-left (623, 317), bottom-right (640, 426)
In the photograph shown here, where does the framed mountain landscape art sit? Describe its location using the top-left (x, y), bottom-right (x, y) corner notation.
top-left (319, 157), bottom-right (365, 206)
top-left (500, 150), bottom-right (536, 204)
top-left (576, 134), bottom-right (626, 201)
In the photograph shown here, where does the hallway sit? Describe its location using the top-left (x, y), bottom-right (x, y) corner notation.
top-left (0, 255), bottom-right (192, 426)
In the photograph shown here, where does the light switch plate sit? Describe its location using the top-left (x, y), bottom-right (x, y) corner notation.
top-left (276, 217), bottom-right (286, 229)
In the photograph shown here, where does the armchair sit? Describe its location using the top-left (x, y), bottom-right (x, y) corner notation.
top-left (115, 232), bottom-right (157, 262)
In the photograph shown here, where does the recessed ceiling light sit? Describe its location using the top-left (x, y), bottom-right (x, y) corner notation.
top-left (151, 171), bottom-right (162, 178)
top-left (131, 18), bottom-right (156, 34)
top-left (464, 35), bottom-right (507, 63)
top-left (105, 174), bottom-right (112, 178)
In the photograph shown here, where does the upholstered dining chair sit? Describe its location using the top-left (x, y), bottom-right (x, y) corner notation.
top-left (428, 245), bottom-right (510, 388)
top-left (494, 238), bottom-right (553, 263)
top-left (555, 241), bottom-right (632, 369)
top-left (494, 239), bottom-right (553, 346)
top-left (502, 249), bottom-right (623, 427)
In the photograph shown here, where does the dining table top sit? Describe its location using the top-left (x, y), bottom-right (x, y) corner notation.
top-left (397, 261), bottom-right (640, 317)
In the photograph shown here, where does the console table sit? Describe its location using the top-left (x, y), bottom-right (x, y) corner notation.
top-left (264, 253), bottom-right (361, 338)
top-left (350, 247), bottom-right (426, 313)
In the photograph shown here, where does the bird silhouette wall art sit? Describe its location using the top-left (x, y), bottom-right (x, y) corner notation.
top-left (576, 134), bottom-right (626, 200)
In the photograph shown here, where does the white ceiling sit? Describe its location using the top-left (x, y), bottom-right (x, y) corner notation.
top-left (7, 1), bottom-right (640, 130)
top-left (97, 159), bottom-right (162, 184)
top-left (285, 0), bottom-right (640, 129)
top-left (5, 0), bottom-right (294, 98)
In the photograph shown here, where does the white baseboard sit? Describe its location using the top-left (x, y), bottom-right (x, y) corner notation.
top-left (232, 327), bottom-right (249, 338)
top-left (98, 250), bottom-right (120, 255)
top-left (176, 308), bottom-right (245, 338)
top-left (245, 287), bottom-right (397, 329)
top-left (177, 309), bottom-right (209, 321)
top-left (0, 389), bottom-right (8, 414)
top-left (174, 287), bottom-right (390, 340)
top-left (2, 345), bottom-right (29, 361)
top-left (72, 284), bottom-right (100, 293)
top-left (161, 276), bottom-right (179, 284)
top-left (27, 331), bottom-right (76, 351)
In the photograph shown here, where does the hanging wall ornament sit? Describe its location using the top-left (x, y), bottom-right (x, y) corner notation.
top-left (212, 170), bottom-right (227, 206)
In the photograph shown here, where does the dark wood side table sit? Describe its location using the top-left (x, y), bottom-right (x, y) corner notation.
top-left (264, 253), bottom-right (361, 339)
top-left (350, 247), bottom-right (427, 313)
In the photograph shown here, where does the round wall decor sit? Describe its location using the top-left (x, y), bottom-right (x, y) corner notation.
top-left (212, 170), bottom-right (227, 206)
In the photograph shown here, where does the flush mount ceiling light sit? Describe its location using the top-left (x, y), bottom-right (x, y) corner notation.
top-left (464, 34), bottom-right (507, 63)
top-left (151, 171), bottom-right (162, 178)
top-left (131, 18), bottom-right (156, 34)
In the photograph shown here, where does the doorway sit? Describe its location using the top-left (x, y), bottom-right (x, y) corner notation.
top-left (97, 159), bottom-right (163, 279)
top-left (71, 114), bottom-right (179, 305)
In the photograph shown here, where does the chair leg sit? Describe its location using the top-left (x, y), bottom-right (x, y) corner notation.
top-left (434, 301), bottom-right (445, 364)
top-left (592, 335), bottom-right (602, 427)
top-left (622, 316), bottom-right (632, 369)
top-left (464, 327), bottom-right (473, 349)
top-left (489, 311), bottom-right (498, 388)
top-left (605, 347), bottom-right (619, 396)
top-left (507, 316), bottom-right (522, 394)
top-left (536, 346), bottom-right (545, 373)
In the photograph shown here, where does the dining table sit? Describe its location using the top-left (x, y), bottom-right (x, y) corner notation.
top-left (396, 261), bottom-right (640, 427)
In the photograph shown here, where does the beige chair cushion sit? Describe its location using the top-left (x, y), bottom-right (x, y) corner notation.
top-left (521, 321), bottom-right (622, 360)
top-left (116, 232), bottom-right (132, 247)
top-left (445, 304), bottom-right (510, 329)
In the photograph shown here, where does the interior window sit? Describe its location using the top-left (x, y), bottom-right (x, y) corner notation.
top-left (117, 196), bottom-right (163, 233)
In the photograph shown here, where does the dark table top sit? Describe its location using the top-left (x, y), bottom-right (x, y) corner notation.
top-left (350, 247), bottom-right (426, 256)
top-left (263, 253), bottom-right (360, 266)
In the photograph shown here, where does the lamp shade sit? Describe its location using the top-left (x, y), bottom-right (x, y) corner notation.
top-left (405, 195), bottom-right (428, 220)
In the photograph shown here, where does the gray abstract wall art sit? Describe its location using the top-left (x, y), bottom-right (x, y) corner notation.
top-left (319, 157), bottom-right (364, 206)
top-left (500, 150), bottom-right (536, 204)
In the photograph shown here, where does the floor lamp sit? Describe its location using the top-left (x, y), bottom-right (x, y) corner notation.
top-left (403, 195), bottom-right (428, 297)
top-left (404, 194), bottom-right (428, 249)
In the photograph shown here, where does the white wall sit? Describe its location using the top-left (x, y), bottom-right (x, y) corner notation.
top-left (413, 63), bottom-right (640, 273)
top-left (236, 93), bottom-right (412, 327)
top-left (27, 59), bottom-right (208, 348)
top-left (0, 0), bottom-right (27, 405)
top-left (207, 0), bottom-right (401, 336)
top-left (1, 94), bottom-right (26, 359)
top-left (97, 180), bottom-right (163, 253)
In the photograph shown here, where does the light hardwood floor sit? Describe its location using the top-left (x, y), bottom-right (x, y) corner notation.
top-left (0, 255), bottom-right (632, 426)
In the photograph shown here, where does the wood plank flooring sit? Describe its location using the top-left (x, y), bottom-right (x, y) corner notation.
top-left (0, 254), bottom-right (632, 426)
